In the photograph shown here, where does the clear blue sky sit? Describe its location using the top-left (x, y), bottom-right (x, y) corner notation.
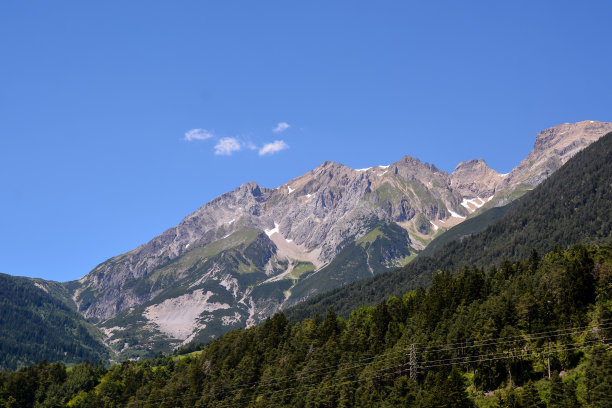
top-left (1, 1), bottom-right (611, 282)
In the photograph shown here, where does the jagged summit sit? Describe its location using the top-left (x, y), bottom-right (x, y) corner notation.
top-left (452, 158), bottom-right (494, 173)
top-left (450, 158), bottom-right (501, 199)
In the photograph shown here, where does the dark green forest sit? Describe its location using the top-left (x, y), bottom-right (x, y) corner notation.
top-left (1, 244), bottom-right (611, 407)
top-left (0, 274), bottom-right (108, 371)
top-left (286, 131), bottom-right (612, 321)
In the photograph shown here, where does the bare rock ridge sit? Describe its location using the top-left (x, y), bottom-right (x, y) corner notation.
top-left (70, 120), bottom-right (612, 359)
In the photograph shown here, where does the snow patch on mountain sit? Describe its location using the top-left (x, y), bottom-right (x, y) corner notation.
top-left (449, 210), bottom-right (466, 219)
top-left (265, 222), bottom-right (280, 237)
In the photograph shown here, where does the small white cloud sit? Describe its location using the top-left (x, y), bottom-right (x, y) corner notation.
top-left (184, 128), bottom-right (214, 141)
top-left (215, 137), bottom-right (241, 155)
top-left (273, 122), bottom-right (290, 133)
top-left (259, 140), bottom-right (289, 156)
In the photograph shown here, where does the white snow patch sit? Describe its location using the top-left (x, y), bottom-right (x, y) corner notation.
top-left (487, 195), bottom-right (494, 202)
top-left (228, 218), bottom-right (235, 224)
top-left (144, 290), bottom-right (230, 340)
top-left (34, 282), bottom-right (48, 293)
top-left (449, 210), bottom-right (466, 219)
top-left (357, 165), bottom-right (388, 172)
top-left (498, 173), bottom-right (508, 177)
top-left (461, 197), bottom-right (486, 210)
top-left (185, 243), bottom-right (190, 249)
top-left (265, 222), bottom-right (280, 237)
top-left (306, 193), bottom-right (312, 198)
top-left (286, 238), bottom-right (293, 243)
top-left (379, 170), bottom-right (388, 176)
top-left (287, 186), bottom-right (295, 194)
top-left (430, 221), bottom-right (439, 231)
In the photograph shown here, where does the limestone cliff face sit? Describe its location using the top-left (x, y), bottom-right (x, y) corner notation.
top-left (69, 120), bottom-right (612, 358)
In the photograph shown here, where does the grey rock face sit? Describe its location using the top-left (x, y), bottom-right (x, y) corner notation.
top-left (70, 120), bottom-right (612, 357)
top-left (450, 159), bottom-right (501, 198)
top-left (503, 121), bottom-right (612, 189)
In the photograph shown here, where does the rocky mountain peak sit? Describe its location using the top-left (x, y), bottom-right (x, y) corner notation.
top-left (533, 120), bottom-right (611, 153)
top-left (453, 158), bottom-right (492, 173)
top-left (503, 120), bottom-right (612, 190)
top-left (390, 155), bottom-right (447, 182)
top-left (450, 159), bottom-right (501, 198)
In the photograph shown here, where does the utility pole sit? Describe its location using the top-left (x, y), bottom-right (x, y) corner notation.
top-left (547, 341), bottom-right (551, 379)
top-left (410, 344), bottom-right (417, 381)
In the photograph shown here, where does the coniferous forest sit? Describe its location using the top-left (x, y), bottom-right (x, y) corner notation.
top-left (0, 274), bottom-right (109, 371)
top-left (1, 244), bottom-right (611, 407)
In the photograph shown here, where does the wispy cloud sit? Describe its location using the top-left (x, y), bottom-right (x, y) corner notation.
top-left (259, 140), bottom-right (289, 156)
top-left (273, 122), bottom-right (290, 133)
top-left (215, 137), bottom-right (241, 155)
top-left (184, 128), bottom-right (214, 141)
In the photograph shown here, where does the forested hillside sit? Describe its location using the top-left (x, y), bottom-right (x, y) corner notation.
top-left (1, 244), bottom-right (610, 407)
top-left (286, 131), bottom-right (612, 321)
top-left (0, 274), bottom-right (109, 371)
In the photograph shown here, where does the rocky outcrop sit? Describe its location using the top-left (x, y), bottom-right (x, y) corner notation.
top-left (503, 121), bottom-right (612, 189)
top-left (450, 159), bottom-right (501, 198)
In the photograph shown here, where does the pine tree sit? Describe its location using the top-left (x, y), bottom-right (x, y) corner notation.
top-left (548, 371), bottom-right (564, 408)
top-left (521, 381), bottom-right (544, 408)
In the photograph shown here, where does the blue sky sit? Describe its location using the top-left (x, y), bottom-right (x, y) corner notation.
top-left (1, 1), bottom-right (611, 281)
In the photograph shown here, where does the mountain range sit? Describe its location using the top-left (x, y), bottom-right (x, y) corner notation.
top-left (5, 119), bottom-right (612, 364)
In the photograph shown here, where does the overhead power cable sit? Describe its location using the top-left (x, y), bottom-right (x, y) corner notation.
top-left (138, 335), bottom-right (610, 408)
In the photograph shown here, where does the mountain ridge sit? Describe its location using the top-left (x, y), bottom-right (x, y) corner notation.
top-left (64, 120), bottom-right (612, 358)
top-left (285, 128), bottom-right (612, 322)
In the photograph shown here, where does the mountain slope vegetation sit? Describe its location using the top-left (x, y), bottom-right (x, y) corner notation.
top-left (0, 274), bottom-right (109, 371)
top-left (286, 130), bottom-right (612, 321)
top-left (1, 244), bottom-right (610, 407)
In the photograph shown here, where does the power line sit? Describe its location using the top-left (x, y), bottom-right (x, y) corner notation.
top-left (195, 340), bottom-right (610, 408)
top-left (193, 321), bottom-right (612, 397)
top-left (137, 335), bottom-right (610, 407)
top-left (133, 322), bottom-right (612, 406)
